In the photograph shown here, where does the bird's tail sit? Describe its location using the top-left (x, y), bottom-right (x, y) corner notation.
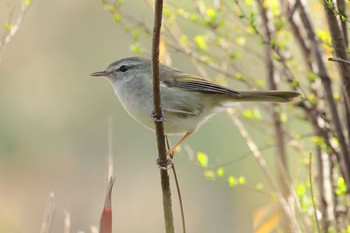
top-left (236, 91), bottom-right (300, 102)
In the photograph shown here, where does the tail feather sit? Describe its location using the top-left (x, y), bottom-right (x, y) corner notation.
top-left (236, 91), bottom-right (300, 102)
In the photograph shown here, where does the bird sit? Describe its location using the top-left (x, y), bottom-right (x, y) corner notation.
top-left (91, 57), bottom-right (300, 156)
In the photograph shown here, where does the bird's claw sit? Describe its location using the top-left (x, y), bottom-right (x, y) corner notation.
top-left (156, 156), bottom-right (173, 170)
top-left (152, 112), bottom-right (166, 122)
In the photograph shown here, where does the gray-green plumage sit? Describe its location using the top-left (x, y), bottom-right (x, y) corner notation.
top-left (91, 57), bottom-right (300, 134)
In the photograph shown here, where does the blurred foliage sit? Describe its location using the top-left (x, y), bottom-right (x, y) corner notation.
top-left (98, 0), bottom-right (350, 232)
top-left (1, 0), bottom-right (350, 232)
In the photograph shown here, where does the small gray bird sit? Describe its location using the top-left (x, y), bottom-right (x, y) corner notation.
top-left (91, 57), bottom-right (300, 154)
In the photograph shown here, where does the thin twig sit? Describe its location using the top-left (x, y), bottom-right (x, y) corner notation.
top-left (323, 0), bottom-right (350, 189)
top-left (40, 192), bottom-right (55, 233)
top-left (335, 0), bottom-right (348, 45)
top-left (107, 116), bottom-right (114, 183)
top-left (0, 2), bottom-right (30, 63)
top-left (63, 210), bottom-right (71, 233)
top-left (328, 57), bottom-right (350, 66)
top-left (295, 0), bottom-right (350, 190)
top-left (165, 136), bottom-right (186, 233)
top-left (309, 153), bottom-right (321, 233)
top-left (151, 1), bottom-right (175, 233)
top-left (227, 109), bottom-right (304, 233)
top-left (256, 1), bottom-right (291, 230)
top-left (171, 165), bottom-right (186, 233)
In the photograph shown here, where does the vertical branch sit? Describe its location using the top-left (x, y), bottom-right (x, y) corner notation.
top-left (228, 110), bottom-right (305, 233)
top-left (285, 1), bottom-right (334, 230)
top-left (296, 0), bottom-right (350, 190)
top-left (334, 0), bottom-right (350, 146)
top-left (0, 2), bottom-right (30, 63)
top-left (335, 0), bottom-right (348, 46)
top-left (323, 0), bottom-right (350, 187)
top-left (256, 1), bottom-right (291, 231)
top-left (316, 148), bottom-right (331, 232)
top-left (309, 153), bottom-right (322, 233)
top-left (151, 1), bottom-right (175, 233)
top-left (40, 192), bottom-right (55, 233)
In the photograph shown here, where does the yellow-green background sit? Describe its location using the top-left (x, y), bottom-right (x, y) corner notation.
top-left (0, 1), bottom-right (295, 232)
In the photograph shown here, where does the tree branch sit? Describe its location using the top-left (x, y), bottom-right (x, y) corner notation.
top-left (295, 0), bottom-right (350, 190)
top-left (256, 1), bottom-right (291, 231)
top-left (323, 0), bottom-right (350, 187)
top-left (151, 1), bottom-right (175, 232)
top-left (0, 2), bottom-right (30, 63)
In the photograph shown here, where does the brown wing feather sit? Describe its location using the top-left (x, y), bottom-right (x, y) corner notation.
top-left (162, 71), bottom-right (241, 98)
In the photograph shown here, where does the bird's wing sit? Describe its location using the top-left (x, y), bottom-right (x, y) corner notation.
top-left (161, 71), bottom-right (241, 98)
top-left (163, 107), bottom-right (198, 115)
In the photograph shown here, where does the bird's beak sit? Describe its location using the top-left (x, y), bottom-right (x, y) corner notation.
top-left (90, 70), bottom-right (111, 77)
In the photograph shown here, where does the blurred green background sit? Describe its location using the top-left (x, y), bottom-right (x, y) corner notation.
top-left (0, 1), bottom-right (294, 232)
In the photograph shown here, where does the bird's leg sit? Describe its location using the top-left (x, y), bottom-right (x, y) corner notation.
top-left (156, 132), bottom-right (192, 170)
top-left (165, 135), bottom-right (174, 157)
top-left (166, 131), bottom-right (192, 157)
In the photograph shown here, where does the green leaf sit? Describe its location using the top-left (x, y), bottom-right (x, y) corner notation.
top-left (129, 43), bottom-right (143, 54)
top-left (238, 176), bottom-right (246, 184)
top-left (217, 167), bottom-right (224, 177)
top-left (235, 37), bottom-right (246, 46)
top-left (244, 0), bottom-right (252, 6)
top-left (296, 183), bottom-right (306, 196)
top-left (256, 183), bottom-right (264, 190)
top-left (228, 176), bottom-right (235, 187)
top-left (132, 28), bottom-right (141, 41)
top-left (308, 93), bottom-right (317, 105)
top-left (205, 8), bottom-right (217, 26)
top-left (255, 79), bottom-right (265, 87)
top-left (204, 170), bottom-right (216, 180)
top-left (180, 35), bottom-right (189, 48)
top-left (106, 3), bottom-right (115, 12)
top-left (163, 8), bottom-right (172, 17)
top-left (243, 108), bottom-right (262, 120)
top-left (113, 13), bottom-right (121, 23)
top-left (291, 80), bottom-right (300, 88)
top-left (330, 137), bottom-right (339, 148)
top-left (23, 0), bottom-right (30, 6)
top-left (197, 152), bottom-right (208, 167)
top-left (280, 112), bottom-right (287, 122)
top-left (189, 14), bottom-right (198, 22)
top-left (176, 8), bottom-right (186, 16)
top-left (4, 22), bottom-right (12, 32)
top-left (235, 73), bottom-right (243, 80)
top-left (206, 8), bottom-right (216, 18)
top-left (306, 72), bottom-right (317, 82)
top-left (336, 177), bottom-right (347, 195)
top-left (272, 53), bottom-right (281, 62)
top-left (316, 30), bottom-right (331, 44)
top-left (194, 35), bottom-right (208, 52)
top-left (230, 51), bottom-right (241, 61)
top-left (333, 93), bottom-right (340, 101)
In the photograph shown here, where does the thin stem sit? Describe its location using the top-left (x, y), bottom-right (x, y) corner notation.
top-left (309, 153), bottom-right (321, 233)
top-left (171, 165), bottom-right (186, 233)
top-left (296, 0), bottom-right (350, 189)
top-left (0, 2), bottom-right (30, 63)
top-left (40, 192), bottom-right (55, 233)
top-left (227, 109), bottom-right (305, 233)
top-left (151, 1), bottom-right (175, 233)
top-left (165, 136), bottom-right (186, 233)
top-left (323, 0), bottom-right (350, 190)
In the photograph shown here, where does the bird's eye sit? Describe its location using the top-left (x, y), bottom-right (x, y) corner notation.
top-left (119, 65), bottom-right (128, 72)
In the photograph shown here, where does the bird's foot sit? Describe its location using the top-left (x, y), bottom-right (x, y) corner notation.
top-left (156, 156), bottom-right (173, 170)
top-left (152, 112), bottom-right (166, 122)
